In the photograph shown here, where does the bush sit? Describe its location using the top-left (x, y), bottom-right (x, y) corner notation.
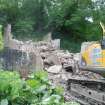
top-left (0, 70), bottom-right (79, 105)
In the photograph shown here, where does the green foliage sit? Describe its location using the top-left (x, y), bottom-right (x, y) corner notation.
top-left (0, 71), bottom-right (22, 105)
top-left (0, 70), bottom-right (79, 105)
top-left (13, 19), bottom-right (34, 37)
top-left (61, 39), bottom-right (81, 52)
top-left (0, 0), bottom-right (104, 52)
top-left (0, 0), bottom-right (21, 24)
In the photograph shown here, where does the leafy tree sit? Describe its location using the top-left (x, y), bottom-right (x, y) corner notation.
top-left (0, 0), bottom-right (22, 24)
top-left (0, 0), bottom-right (105, 51)
top-left (49, 0), bottom-right (93, 39)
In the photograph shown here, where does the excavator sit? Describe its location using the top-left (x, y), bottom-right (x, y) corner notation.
top-left (80, 22), bottom-right (105, 77)
top-left (67, 22), bottom-right (105, 105)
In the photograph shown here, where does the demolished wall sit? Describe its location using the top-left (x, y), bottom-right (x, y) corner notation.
top-left (1, 24), bottom-right (62, 77)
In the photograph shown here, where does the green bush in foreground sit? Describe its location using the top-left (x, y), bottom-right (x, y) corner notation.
top-left (0, 70), bottom-right (79, 105)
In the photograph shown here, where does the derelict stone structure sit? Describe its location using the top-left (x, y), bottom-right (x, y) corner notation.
top-left (1, 24), bottom-right (60, 77)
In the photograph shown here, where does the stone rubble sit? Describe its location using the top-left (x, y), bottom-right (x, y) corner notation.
top-left (46, 65), bottom-right (62, 74)
top-left (3, 24), bottom-right (78, 73)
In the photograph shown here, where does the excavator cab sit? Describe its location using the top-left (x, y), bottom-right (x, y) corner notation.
top-left (101, 39), bottom-right (105, 49)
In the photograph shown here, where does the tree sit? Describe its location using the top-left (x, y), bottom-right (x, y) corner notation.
top-left (0, 0), bottom-right (22, 24)
top-left (0, 0), bottom-right (105, 51)
top-left (48, 0), bottom-right (93, 40)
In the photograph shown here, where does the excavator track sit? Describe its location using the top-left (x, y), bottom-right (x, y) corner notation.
top-left (67, 76), bottom-right (105, 105)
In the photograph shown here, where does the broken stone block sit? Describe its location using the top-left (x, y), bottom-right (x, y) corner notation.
top-left (35, 54), bottom-right (44, 71)
top-left (46, 54), bottom-right (61, 65)
top-left (51, 39), bottom-right (60, 49)
top-left (46, 65), bottom-right (62, 74)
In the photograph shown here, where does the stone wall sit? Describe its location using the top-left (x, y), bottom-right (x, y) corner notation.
top-left (1, 24), bottom-right (61, 77)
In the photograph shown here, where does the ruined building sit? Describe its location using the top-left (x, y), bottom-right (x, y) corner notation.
top-left (1, 24), bottom-right (60, 77)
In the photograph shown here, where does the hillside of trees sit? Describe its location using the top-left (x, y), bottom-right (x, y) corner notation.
top-left (0, 0), bottom-right (105, 52)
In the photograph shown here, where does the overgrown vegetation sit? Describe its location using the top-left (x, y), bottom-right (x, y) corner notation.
top-left (0, 70), bottom-right (79, 105)
top-left (0, 0), bottom-right (104, 52)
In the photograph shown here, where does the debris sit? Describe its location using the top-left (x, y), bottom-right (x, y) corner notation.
top-left (46, 65), bottom-right (62, 74)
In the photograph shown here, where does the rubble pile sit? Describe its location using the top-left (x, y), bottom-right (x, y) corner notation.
top-left (3, 24), bottom-right (79, 74)
top-left (41, 49), bottom-right (78, 72)
top-left (39, 48), bottom-right (79, 87)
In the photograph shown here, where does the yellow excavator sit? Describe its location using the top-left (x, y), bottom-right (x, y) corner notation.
top-left (79, 22), bottom-right (105, 77)
top-left (67, 22), bottom-right (105, 105)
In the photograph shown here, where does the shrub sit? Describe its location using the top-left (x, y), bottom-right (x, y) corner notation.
top-left (0, 70), bottom-right (80, 105)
